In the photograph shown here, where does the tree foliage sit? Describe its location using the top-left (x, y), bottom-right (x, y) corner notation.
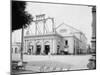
top-left (12, 1), bottom-right (33, 31)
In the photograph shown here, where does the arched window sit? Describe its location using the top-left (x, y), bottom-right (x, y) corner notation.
top-left (44, 41), bottom-right (50, 45)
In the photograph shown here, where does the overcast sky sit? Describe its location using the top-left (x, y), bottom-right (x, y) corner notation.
top-left (12, 2), bottom-right (93, 44)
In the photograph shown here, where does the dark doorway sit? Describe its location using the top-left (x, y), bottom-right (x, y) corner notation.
top-left (65, 40), bottom-right (68, 46)
top-left (36, 45), bottom-right (41, 55)
top-left (44, 45), bottom-right (50, 55)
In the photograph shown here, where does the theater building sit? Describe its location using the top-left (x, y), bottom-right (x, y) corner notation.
top-left (12, 14), bottom-right (87, 55)
top-left (22, 23), bottom-right (87, 55)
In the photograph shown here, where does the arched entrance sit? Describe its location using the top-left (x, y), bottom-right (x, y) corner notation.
top-left (44, 41), bottom-right (50, 55)
top-left (28, 42), bottom-right (33, 55)
top-left (36, 42), bottom-right (41, 55)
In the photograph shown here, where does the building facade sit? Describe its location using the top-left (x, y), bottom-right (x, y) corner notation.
top-left (20, 23), bottom-right (87, 55)
top-left (12, 14), bottom-right (87, 55)
top-left (23, 34), bottom-right (64, 55)
top-left (56, 23), bottom-right (87, 54)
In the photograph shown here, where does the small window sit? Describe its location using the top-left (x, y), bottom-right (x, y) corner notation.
top-left (65, 40), bottom-right (68, 46)
top-left (15, 47), bottom-right (17, 53)
top-left (12, 48), bottom-right (13, 53)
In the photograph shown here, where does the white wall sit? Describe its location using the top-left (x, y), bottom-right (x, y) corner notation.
top-left (63, 37), bottom-right (74, 54)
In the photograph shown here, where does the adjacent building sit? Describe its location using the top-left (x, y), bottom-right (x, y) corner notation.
top-left (12, 42), bottom-right (21, 54)
top-left (91, 6), bottom-right (96, 53)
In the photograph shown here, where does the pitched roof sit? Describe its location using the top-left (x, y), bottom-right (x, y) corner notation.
top-left (56, 22), bottom-right (82, 33)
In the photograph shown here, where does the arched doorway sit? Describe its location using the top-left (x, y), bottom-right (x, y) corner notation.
top-left (28, 42), bottom-right (33, 55)
top-left (44, 41), bottom-right (50, 55)
top-left (36, 41), bottom-right (41, 55)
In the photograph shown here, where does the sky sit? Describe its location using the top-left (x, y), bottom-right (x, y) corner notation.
top-left (12, 2), bottom-right (93, 44)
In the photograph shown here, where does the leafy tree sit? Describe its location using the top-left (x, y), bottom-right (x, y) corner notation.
top-left (12, 1), bottom-right (33, 31)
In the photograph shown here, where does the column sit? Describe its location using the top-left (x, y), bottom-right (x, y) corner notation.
top-left (33, 40), bottom-right (36, 55)
top-left (73, 40), bottom-right (76, 55)
top-left (27, 40), bottom-right (29, 54)
top-left (23, 40), bottom-right (26, 53)
top-left (50, 39), bottom-right (53, 54)
top-left (31, 40), bottom-right (33, 55)
top-left (31, 40), bottom-right (34, 54)
top-left (52, 39), bottom-right (57, 54)
top-left (25, 40), bottom-right (28, 54)
top-left (41, 39), bottom-right (44, 54)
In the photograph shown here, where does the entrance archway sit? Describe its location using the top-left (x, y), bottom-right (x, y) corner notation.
top-left (44, 41), bottom-right (50, 55)
top-left (36, 41), bottom-right (41, 55)
top-left (36, 45), bottom-right (41, 55)
top-left (44, 45), bottom-right (50, 54)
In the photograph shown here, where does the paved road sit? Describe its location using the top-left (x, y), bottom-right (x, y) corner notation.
top-left (12, 61), bottom-right (72, 74)
top-left (12, 55), bottom-right (92, 74)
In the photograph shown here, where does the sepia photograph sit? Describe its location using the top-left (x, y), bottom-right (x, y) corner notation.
top-left (11, 0), bottom-right (96, 74)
